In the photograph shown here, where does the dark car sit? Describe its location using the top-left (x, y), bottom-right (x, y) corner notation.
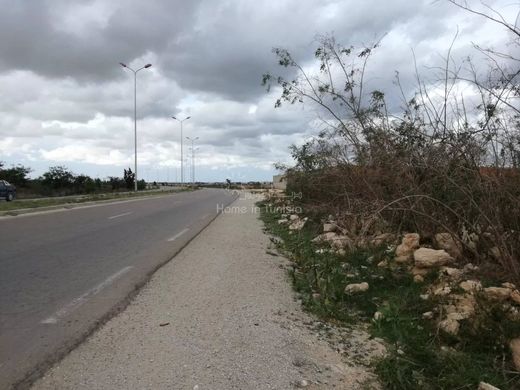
top-left (0, 180), bottom-right (16, 201)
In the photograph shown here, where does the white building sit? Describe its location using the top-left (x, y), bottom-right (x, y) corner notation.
top-left (272, 174), bottom-right (286, 190)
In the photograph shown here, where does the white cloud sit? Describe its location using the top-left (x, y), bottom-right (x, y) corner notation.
top-left (0, 0), bottom-right (514, 181)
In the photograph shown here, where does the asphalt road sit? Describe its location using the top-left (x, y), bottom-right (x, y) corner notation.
top-left (0, 188), bottom-right (236, 390)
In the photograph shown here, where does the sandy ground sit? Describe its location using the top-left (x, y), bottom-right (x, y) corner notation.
top-left (32, 194), bottom-right (378, 390)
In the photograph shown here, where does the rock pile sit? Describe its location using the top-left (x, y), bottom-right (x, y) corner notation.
top-left (394, 233), bottom-right (420, 263)
top-left (312, 222), bottom-right (353, 252)
top-left (278, 214), bottom-right (308, 231)
top-left (308, 220), bottom-right (520, 373)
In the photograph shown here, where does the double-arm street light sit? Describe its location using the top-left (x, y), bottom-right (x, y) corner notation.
top-left (186, 136), bottom-right (199, 185)
top-left (172, 116), bottom-right (191, 185)
top-left (120, 62), bottom-right (152, 191)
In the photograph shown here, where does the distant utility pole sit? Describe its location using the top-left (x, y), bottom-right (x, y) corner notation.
top-left (186, 136), bottom-right (199, 185)
top-left (172, 116), bottom-right (191, 185)
top-left (119, 62), bottom-right (152, 191)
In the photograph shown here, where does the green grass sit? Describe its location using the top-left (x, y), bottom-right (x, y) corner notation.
top-left (0, 188), bottom-right (193, 213)
top-left (259, 201), bottom-right (520, 390)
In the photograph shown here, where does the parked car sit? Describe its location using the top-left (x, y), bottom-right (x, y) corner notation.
top-left (0, 180), bottom-right (16, 201)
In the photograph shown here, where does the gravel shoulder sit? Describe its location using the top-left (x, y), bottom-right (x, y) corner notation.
top-left (32, 194), bottom-right (376, 390)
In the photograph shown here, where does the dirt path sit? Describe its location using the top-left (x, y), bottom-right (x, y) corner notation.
top-left (32, 194), bottom-right (376, 389)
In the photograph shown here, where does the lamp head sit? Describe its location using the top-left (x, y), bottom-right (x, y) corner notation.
top-left (144, 64), bottom-right (152, 68)
top-left (119, 62), bottom-right (127, 68)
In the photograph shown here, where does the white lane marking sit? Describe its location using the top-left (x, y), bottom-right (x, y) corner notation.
top-left (108, 211), bottom-right (133, 220)
top-left (199, 213), bottom-right (210, 220)
top-left (41, 266), bottom-right (134, 325)
top-left (167, 228), bottom-right (190, 242)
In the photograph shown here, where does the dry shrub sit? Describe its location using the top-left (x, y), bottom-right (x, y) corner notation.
top-left (287, 156), bottom-right (520, 276)
top-left (264, 1), bottom-right (520, 280)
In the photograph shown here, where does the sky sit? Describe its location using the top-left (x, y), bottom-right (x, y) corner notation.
top-left (0, 0), bottom-right (516, 182)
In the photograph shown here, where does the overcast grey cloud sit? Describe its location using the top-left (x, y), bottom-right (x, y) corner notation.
top-left (0, 0), bottom-right (516, 182)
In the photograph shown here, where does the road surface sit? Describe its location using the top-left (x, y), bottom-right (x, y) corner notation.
top-left (0, 188), bottom-right (236, 389)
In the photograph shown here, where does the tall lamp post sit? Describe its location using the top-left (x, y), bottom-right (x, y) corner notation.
top-left (120, 62), bottom-right (152, 191)
top-left (186, 136), bottom-right (199, 185)
top-left (172, 116), bottom-right (191, 185)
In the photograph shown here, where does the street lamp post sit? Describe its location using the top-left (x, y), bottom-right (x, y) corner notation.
top-left (120, 62), bottom-right (152, 191)
top-left (172, 116), bottom-right (191, 185)
top-left (186, 136), bottom-right (199, 185)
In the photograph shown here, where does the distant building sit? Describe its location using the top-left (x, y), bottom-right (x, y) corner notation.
top-left (272, 174), bottom-right (286, 190)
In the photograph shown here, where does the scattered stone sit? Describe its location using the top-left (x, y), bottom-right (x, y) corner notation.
top-left (510, 290), bottom-right (520, 305)
top-left (449, 294), bottom-right (476, 320)
top-left (502, 282), bottom-right (516, 290)
top-left (440, 267), bottom-right (463, 279)
top-left (373, 311), bottom-right (384, 321)
top-left (311, 232), bottom-right (337, 243)
top-left (312, 293), bottom-right (321, 300)
top-left (414, 248), bottom-right (454, 268)
top-left (377, 260), bottom-right (388, 268)
top-left (478, 382), bottom-right (501, 390)
top-left (483, 287), bottom-right (512, 302)
top-left (297, 379), bottom-right (309, 388)
top-left (439, 318), bottom-right (460, 335)
top-left (435, 232), bottom-right (462, 259)
top-left (459, 280), bottom-right (482, 293)
top-left (289, 217), bottom-right (308, 231)
top-left (277, 218), bottom-right (289, 224)
top-left (344, 282), bottom-right (369, 294)
top-left (413, 275), bottom-right (424, 283)
top-left (323, 223), bottom-right (337, 233)
top-left (420, 294), bottom-right (429, 300)
top-left (446, 311), bottom-right (466, 321)
top-left (422, 311), bottom-right (434, 320)
top-left (331, 235), bottom-right (353, 250)
top-left (336, 248), bottom-right (347, 256)
top-left (507, 306), bottom-right (520, 321)
top-left (510, 338), bottom-right (520, 371)
top-left (412, 266), bottom-right (430, 277)
top-left (433, 286), bottom-right (451, 296)
top-left (289, 214), bottom-right (299, 221)
top-left (463, 263), bottom-right (478, 272)
top-left (395, 233), bottom-right (420, 263)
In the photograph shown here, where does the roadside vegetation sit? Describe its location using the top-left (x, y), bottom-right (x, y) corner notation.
top-left (260, 197), bottom-right (520, 389)
top-left (260, 1), bottom-right (520, 388)
top-left (0, 163), bottom-right (196, 212)
top-left (262, 1), bottom-right (520, 283)
top-left (0, 163), bottom-right (149, 199)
